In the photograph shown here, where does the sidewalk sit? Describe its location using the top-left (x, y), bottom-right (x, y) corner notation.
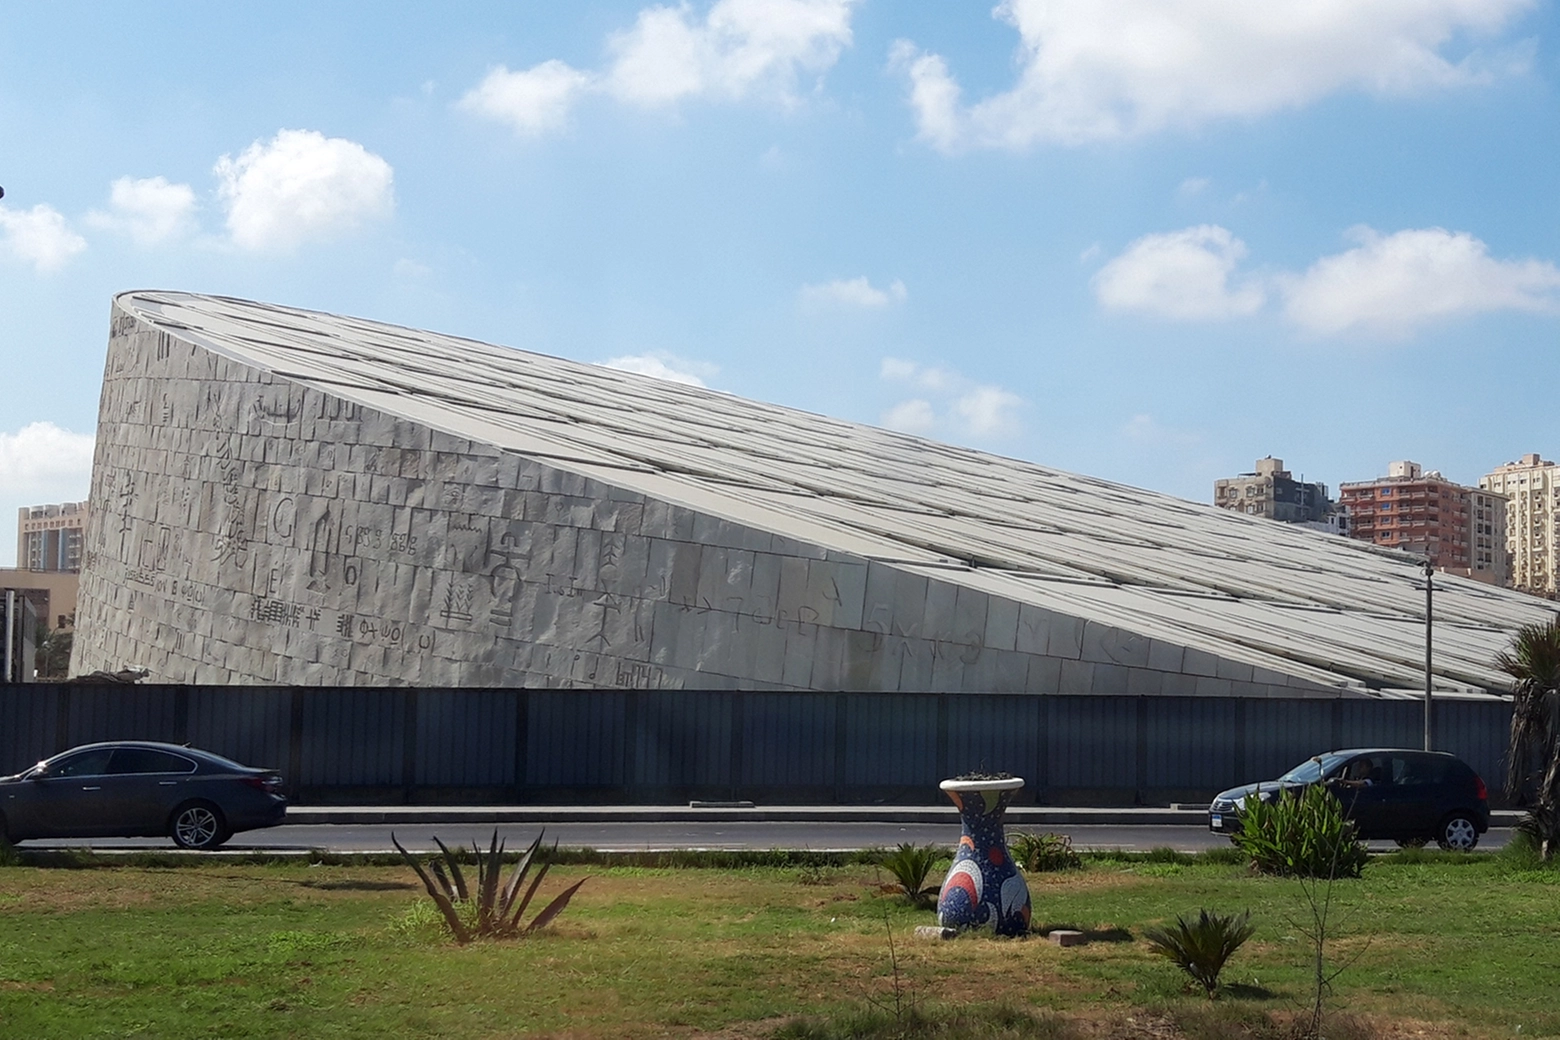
top-left (284, 805), bottom-right (1526, 827)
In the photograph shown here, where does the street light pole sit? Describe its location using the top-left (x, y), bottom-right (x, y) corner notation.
top-left (1423, 556), bottom-right (1434, 751)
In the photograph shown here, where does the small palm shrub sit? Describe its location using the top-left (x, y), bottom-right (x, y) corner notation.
top-left (392, 829), bottom-right (586, 944)
top-left (880, 842), bottom-right (943, 907)
top-left (1233, 784), bottom-right (1367, 879)
top-left (1143, 909), bottom-right (1256, 998)
top-left (1010, 831), bottom-right (1081, 872)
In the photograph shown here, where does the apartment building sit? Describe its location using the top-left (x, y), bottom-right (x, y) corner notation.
top-left (1213, 457), bottom-right (1332, 524)
top-left (17, 500), bottom-right (87, 573)
top-left (1481, 454), bottom-right (1560, 595)
top-left (1340, 461), bottom-right (1506, 584)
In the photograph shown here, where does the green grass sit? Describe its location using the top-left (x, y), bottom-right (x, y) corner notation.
top-left (0, 846), bottom-right (1556, 1038)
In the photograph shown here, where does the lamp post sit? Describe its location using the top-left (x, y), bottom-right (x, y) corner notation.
top-left (1423, 556), bottom-right (1433, 751)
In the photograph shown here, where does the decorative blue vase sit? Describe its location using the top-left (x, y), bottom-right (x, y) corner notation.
top-left (936, 777), bottom-right (1031, 936)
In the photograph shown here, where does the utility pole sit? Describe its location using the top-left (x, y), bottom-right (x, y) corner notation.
top-left (1423, 557), bottom-right (1434, 751)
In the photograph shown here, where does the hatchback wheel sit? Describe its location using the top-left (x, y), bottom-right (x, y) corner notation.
top-left (1436, 813), bottom-right (1479, 852)
top-left (171, 802), bottom-right (228, 850)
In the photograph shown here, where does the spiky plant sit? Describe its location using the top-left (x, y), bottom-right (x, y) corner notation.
top-left (1143, 909), bottom-right (1256, 998)
top-left (1009, 831), bottom-right (1080, 873)
top-left (1233, 784), bottom-right (1367, 879)
top-left (880, 843), bottom-right (942, 908)
top-left (392, 829), bottom-right (586, 944)
top-left (1497, 615), bottom-right (1560, 860)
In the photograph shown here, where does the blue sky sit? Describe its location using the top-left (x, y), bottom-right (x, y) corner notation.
top-left (3, 1), bottom-right (1559, 565)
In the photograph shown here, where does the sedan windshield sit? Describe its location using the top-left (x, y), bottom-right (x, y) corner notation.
top-left (1278, 753), bottom-right (1348, 784)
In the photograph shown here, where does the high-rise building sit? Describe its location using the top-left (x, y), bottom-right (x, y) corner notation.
top-left (17, 501), bottom-right (88, 573)
top-left (1340, 461), bottom-right (1506, 585)
top-left (1213, 457), bottom-right (1332, 524)
top-left (1481, 454), bottom-right (1560, 595)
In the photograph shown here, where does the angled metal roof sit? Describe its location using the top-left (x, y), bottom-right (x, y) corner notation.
top-left (116, 290), bottom-right (1557, 696)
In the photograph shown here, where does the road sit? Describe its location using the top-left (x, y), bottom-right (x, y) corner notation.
top-left (20, 821), bottom-right (1514, 855)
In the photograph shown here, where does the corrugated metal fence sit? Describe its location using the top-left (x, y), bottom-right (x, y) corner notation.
top-left (0, 685), bottom-right (1515, 806)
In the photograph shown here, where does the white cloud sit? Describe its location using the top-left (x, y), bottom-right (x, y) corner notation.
top-left (952, 385), bottom-right (1025, 438)
top-left (1122, 413), bottom-right (1201, 447)
top-left (897, 0), bottom-right (1534, 151)
top-left (1178, 177), bottom-right (1210, 198)
top-left (880, 357), bottom-right (955, 392)
top-left (1280, 226), bottom-right (1560, 338)
top-left (598, 352), bottom-right (717, 387)
top-left (800, 276), bottom-right (906, 308)
top-left (85, 176), bottom-right (198, 246)
top-left (879, 358), bottom-right (1023, 440)
top-left (457, 60), bottom-right (594, 136)
top-left (214, 129), bottom-right (394, 251)
top-left (1093, 225), bottom-right (1265, 321)
top-left (881, 399), bottom-right (937, 435)
top-left (0, 204), bottom-right (86, 272)
top-left (0, 422), bottom-right (95, 493)
top-left (606, 0), bottom-right (857, 107)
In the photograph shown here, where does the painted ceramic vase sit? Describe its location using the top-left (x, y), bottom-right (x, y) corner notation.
top-left (936, 776), bottom-right (1031, 937)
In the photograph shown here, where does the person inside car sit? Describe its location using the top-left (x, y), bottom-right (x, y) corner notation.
top-left (1335, 757), bottom-right (1375, 789)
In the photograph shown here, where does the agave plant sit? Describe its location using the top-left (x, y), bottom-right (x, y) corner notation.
top-left (880, 842), bottom-right (943, 908)
top-left (392, 829), bottom-right (586, 944)
top-left (1143, 908), bottom-right (1256, 998)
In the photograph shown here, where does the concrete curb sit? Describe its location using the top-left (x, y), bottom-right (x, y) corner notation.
top-left (282, 805), bottom-right (1525, 827)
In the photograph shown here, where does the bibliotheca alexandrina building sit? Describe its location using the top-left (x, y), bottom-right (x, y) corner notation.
top-left (73, 291), bottom-right (1552, 697)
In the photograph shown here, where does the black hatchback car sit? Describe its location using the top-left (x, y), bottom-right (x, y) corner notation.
top-left (1208, 748), bottom-right (1489, 850)
top-left (0, 741), bottom-right (287, 850)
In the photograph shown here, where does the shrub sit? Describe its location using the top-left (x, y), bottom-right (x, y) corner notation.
top-left (1010, 831), bottom-right (1081, 872)
top-left (1143, 908), bottom-right (1256, 998)
top-left (392, 829), bottom-right (586, 944)
top-left (1232, 784), bottom-right (1367, 879)
top-left (880, 843), bottom-right (943, 907)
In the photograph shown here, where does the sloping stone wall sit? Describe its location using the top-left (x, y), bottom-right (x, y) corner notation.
top-left (74, 303), bottom-right (1330, 695)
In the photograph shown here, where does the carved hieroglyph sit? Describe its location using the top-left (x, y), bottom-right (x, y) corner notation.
top-left (73, 292), bottom-right (1547, 693)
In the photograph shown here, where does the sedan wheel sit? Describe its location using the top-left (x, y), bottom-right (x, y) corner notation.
top-left (1436, 813), bottom-right (1479, 852)
top-left (171, 803), bottom-right (227, 850)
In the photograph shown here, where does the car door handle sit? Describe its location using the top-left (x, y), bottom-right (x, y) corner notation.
top-left (81, 785), bottom-right (101, 791)
top-left (158, 781), bottom-right (177, 786)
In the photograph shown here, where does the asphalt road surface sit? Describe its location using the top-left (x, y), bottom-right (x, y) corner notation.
top-left (21, 821), bottom-right (1514, 855)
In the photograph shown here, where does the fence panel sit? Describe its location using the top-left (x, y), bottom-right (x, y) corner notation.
top-left (1340, 699), bottom-right (1422, 752)
top-left (842, 693), bottom-right (939, 787)
top-left (0, 685), bottom-right (59, 773)
top-left (415, 690), bottom-right (518, 787)
top-left (65, 687), bottom-right (182, 747)
top-left (1242, 700), bottom-right (1336, 783)
top-left (633, 691), bottom-right (732, 788)
top-left (1145, 697), bottom-right (1237, 790)
top-left (946, 694), bottom-right (1041, 780)
top-left (525, 690), bottom-right (626, 787)
top-left (1046, 696), bottom-right (1137, 790)
top-left (188, 687), bottom-right (292, 772)
top-left (298, 689), bottom-right (407, 787)
top-left (737, 693), bottom-right (835, 788)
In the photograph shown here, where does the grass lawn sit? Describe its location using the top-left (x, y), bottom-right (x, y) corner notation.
top-left (0, 847), bottom-right (1556, 1038)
